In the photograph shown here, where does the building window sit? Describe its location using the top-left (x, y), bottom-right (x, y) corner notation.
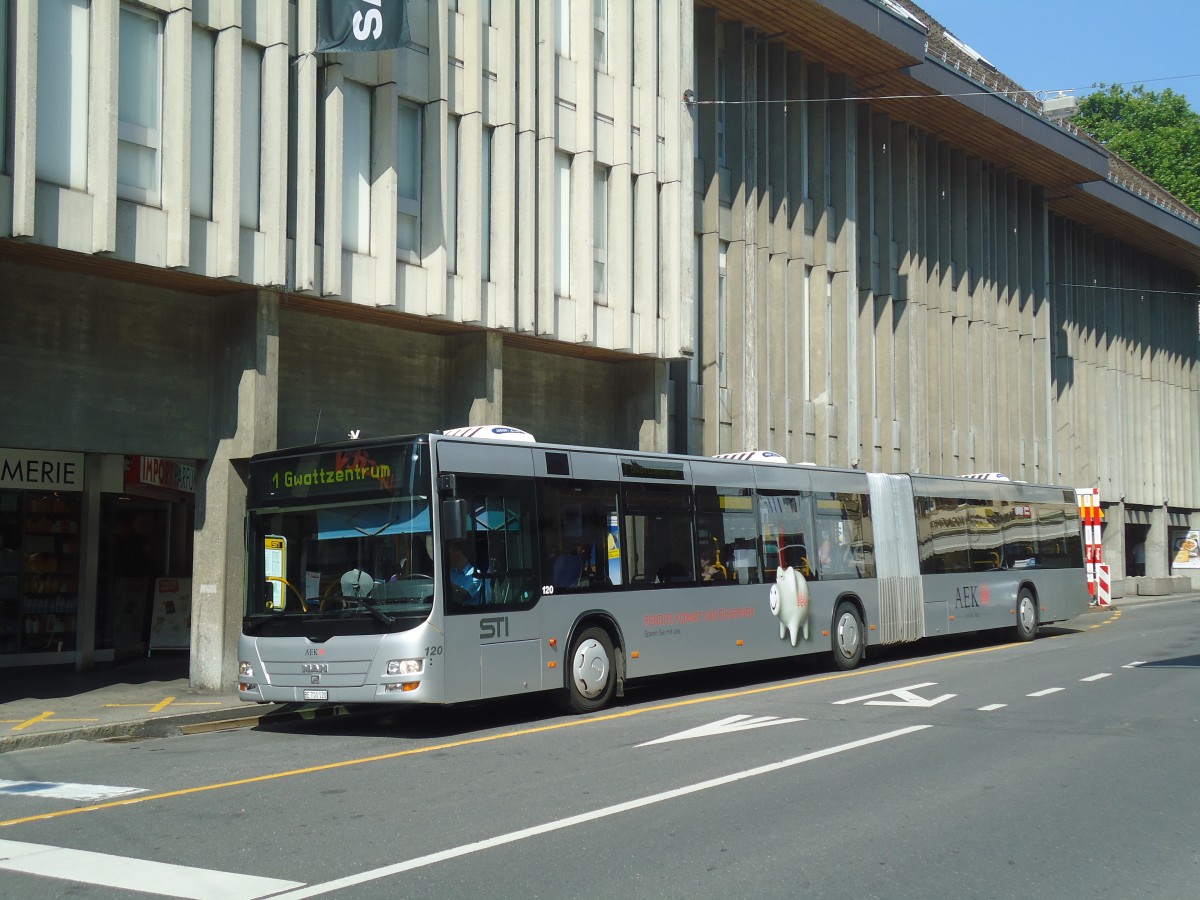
top-left (446, 115), bottom-right (460, 273)
top-left (555, 0), bottom-right (572, 59)
top-left (36, 0), bottom-right (89, 190)
top-left (240, 43), bottom-right (263, 230)
top-left (396, 100), bottom-right (422, 255)
top-left (190, 27), bottom-right (216, 219)
top-left (117, 5), bottom-right (163, 205)
top-left (593, 164), bottom-right (608, 299)
top-left (482, 126), bottom-right (493, 281)
top-left (342, 81), bottom-right (371, 254)
top-left (593, 0), bottom-right (608, 72)
top-left (555, 152), bottom-right (572, 297)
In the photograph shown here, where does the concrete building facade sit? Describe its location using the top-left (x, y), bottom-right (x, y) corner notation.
top-left (0, 0), bottom-right (1195, 683)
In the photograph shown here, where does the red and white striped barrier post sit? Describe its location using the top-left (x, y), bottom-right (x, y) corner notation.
top-left (1076, 488), bottom-right (1104, 606)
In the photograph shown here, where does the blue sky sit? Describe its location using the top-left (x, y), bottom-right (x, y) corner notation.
top-left (912, 0), bottom-right (1200, 112)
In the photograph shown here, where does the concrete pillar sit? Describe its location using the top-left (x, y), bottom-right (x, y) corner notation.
top-left (445, 331), bottom-right (503, 426)
top-left (621, 358), bottom-right (669, 452)
top-left (1147, 504), bottom-right (1170, 578)
top-left (190, 291), bottom-right (279, 691)
top-left (88, 0), bottom-right (118, 253)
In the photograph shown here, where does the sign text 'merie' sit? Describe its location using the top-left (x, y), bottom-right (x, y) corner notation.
top-left (0, 448), bottom-right (85, 491)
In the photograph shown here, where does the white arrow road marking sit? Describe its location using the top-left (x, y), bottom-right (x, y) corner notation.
top-left (271, 725), bottom-right (933, 899)
top-left (832, 682), bottom-right (957, 708)
top-left (637, 714), bottom-right (804, 747)
top-left (1122, 661), bottom-right (1145, 668)
top-left (0, 780), bottom-right (145, 802)
top-left (0, 839), bottom-right (303, 900)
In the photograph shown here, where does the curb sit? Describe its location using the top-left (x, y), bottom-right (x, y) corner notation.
top-left (0, 702), bottom-right (374, 754)
top-left (0, 703), bottom-right (288, 755)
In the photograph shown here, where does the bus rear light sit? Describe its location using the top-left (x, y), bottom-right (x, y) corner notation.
top-left (239, 682), bottom-right (258, 692)
top-left (239, 661), bottom-right (255, 677)
top-left (548, 638), bottom-right (558, 648)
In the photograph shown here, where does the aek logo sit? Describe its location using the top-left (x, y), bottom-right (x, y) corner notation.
top-left (954, 584), bottom-right (991, 608)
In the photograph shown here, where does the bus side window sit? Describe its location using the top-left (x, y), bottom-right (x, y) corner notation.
top-left (536, 478), bottom-right (621, 593)
top-left (622, 485), bottom-right (694, 589)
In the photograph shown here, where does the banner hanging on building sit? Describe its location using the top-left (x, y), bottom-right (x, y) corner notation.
top-left (316, 0), bottom-right (409, 53)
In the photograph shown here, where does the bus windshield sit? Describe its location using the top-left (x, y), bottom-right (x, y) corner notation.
top-left (244, 440), bottom-right (434, 637)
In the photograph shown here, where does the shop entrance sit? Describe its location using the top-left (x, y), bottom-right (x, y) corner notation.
top-left (97, 491), bottom-right (193, 660)
top-left (1125, 523), bottom-right (1150, 577)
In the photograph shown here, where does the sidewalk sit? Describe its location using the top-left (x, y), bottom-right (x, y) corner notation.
top-left (1, 592), bottom-right (1195, 754)
top-left (0, 653), bottom-right (289, 755)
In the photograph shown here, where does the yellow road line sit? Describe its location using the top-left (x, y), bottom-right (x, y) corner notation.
top-left (0, 626), bottom-right (1104, 829)
top-left (104, 701), bottom-right (223, 710)
top-left (12, 712), bottom-right (53, 732)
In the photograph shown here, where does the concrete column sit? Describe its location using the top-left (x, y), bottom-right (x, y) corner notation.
top-left (190, 291), bottom-right (279, 692)
top-left (294, 9), bottom-right (318, 292)
top-left (320, 64), bottom-right (345, 296)
top-left (10, 0), bottom-right (37, 237)
top-left (445, 331), bottom-right (503, 426)
top-left (621, 359), bottom-right (669, 452)
top-left (260, 39), bottom-right (289, 288)
top-left (1147, 505), bottom-right (1170, 578)
top-left (211, 18), bottom-right (242, 278)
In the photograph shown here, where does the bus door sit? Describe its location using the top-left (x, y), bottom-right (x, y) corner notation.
top-left (438, 474), bottom-right (543, 702)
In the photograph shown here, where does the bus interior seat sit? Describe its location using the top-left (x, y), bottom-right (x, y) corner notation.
top-left (551, 553), bottom-right (584, 588)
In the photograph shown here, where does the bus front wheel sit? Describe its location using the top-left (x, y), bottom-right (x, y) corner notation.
top-left (563, 626), bottom-right (616, 714)
top-left (1014, 588), bottom-right (1038, 642)
top-left (831, 601), bottom-right (864, 671)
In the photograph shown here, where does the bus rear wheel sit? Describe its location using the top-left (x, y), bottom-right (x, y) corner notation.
top-left (1014, 588), bottom-right (1038, 642)
top-left (563, 626), bottom-right (616, 714)
top-left (831, 601), bottom-right (864, 670)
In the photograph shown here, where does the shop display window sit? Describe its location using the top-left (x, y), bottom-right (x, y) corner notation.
top-left (0, 491), bottom-right (81, 655)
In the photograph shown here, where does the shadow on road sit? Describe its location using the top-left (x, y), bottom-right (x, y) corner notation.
top-left (250, 626), bottom-right (1082, 742)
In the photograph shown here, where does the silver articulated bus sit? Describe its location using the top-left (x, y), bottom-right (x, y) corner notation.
top-left (238, 427), bottom-right (1090, 713)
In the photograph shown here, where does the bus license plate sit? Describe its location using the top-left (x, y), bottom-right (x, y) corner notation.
top-left (303, 690), bottom-right (328, 701)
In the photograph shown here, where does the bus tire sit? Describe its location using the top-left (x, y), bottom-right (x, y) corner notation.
top-left (831, 601), bottom-right (864, 671)
top-left (1014, 588), bottom-right (1038, 642)
top-left (563, 626), bottom-right (616, 714)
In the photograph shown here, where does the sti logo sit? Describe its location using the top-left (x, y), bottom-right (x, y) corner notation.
top-left (480, 616), bottom-right (510, 640)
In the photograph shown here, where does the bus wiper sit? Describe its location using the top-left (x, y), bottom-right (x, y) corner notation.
top-left (357, 596), bottom-right (396, 627)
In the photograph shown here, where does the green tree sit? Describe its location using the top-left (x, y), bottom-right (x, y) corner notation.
top-left (1075, 84), bottom-right (1200, 211)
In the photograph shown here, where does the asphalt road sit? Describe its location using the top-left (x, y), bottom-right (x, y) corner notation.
top-left (1, 598), bottom-right (1198, 899)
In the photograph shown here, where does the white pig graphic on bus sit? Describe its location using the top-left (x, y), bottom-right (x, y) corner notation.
top-left (769, 563), bottom-right (810, 646)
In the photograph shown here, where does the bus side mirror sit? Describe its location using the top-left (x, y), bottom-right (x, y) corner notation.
top-left (441, 498), bottom-right (468, 542)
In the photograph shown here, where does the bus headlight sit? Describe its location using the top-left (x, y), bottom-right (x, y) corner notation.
top-left (387, 658), bottom-right (424, 676)
top-left (239, 661), bottom-right (255, 677)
